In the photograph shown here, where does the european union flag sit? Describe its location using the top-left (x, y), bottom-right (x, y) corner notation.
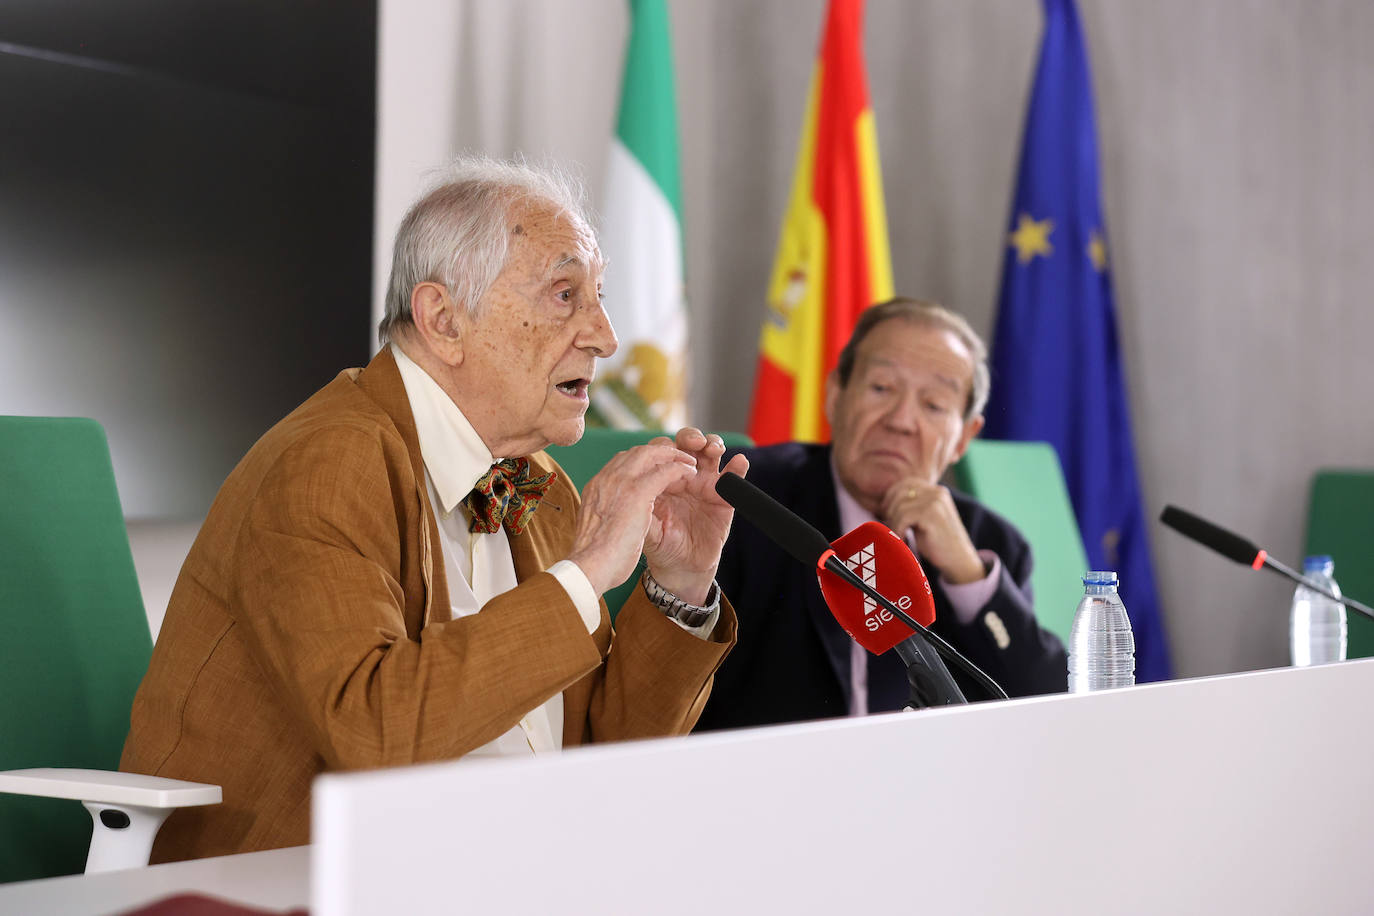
top-left (983, 0), bottom-right (1173, 681)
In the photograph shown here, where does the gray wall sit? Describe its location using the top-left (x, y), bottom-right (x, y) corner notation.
top-left (389, 0), bottom-right (1374, 680)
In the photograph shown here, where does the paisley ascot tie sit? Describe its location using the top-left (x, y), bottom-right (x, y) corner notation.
top-left (462, 457), bottom-right (555, 535)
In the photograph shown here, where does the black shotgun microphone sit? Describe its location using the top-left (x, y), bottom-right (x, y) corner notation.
top-left (716, 471), bottom-right (1008, 701)
top-left (715, 469), bottom-right (832, 567)
top-left (1159, 504), bottom-right (1374, 623)
top-left (1158, 505), bottom-right (1265, 567)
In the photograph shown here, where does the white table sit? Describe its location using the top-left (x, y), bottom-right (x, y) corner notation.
top-left (0, 845), bottom-right (308, 915)
top-left (313, 660), bottom-right (1374, 915)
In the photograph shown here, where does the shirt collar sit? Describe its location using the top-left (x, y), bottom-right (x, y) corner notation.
top-left (391, 343), bottom-right (495, 514)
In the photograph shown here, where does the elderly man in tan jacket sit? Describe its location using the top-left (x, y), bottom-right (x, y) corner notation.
top-left (120, 156), bottom-right (748, 862)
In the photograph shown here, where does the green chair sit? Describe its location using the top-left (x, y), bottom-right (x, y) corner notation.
top-left (1304, 469), bottom-right (1374, 659)
top-left (950, 439), bottom-right (1089, 646)
top-left (545, 428), bottom-right (753, 620)
top-left (0, 417), bottom-right (218, 883)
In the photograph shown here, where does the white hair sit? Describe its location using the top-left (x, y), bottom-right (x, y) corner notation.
top-left (378, 154), bottom-right (593, 345)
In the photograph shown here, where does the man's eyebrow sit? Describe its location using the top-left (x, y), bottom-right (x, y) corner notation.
top-left (861, 358), bottom-right (962, 392)
top-left (550, 251), bottom-right (607, 277)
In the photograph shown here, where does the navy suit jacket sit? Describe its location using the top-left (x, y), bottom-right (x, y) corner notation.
top-left (698, 442), bottom-right (1067, 731)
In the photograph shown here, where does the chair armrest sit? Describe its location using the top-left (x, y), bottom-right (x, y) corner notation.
top-left (0, 768), bottom-right (221, 873)
top-left (0, 767), bottom-right (221, 808)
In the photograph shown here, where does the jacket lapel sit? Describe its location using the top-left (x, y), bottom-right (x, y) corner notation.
top-left (352, 346), bottom-right (450, 630)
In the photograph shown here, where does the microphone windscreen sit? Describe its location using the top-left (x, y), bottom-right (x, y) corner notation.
top-left (1159, 505), bottom-right (1262, 566)
top-left (715, 471), bottom-right (833, 567)
top-left (817, 521), bottom-right (934, 655)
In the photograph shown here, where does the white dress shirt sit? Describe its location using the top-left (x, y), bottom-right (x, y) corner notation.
top-left (393, 345), bottom-right (600, 757)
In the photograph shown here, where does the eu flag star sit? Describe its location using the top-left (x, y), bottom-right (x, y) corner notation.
top-left (1009, 213), bottom-right (1054, 264)
top-left (1087, 230), bottom-right (1108, 271)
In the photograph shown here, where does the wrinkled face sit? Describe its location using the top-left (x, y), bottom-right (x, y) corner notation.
top-left (826, 319), bottom-right (984, 514)
top-left (457, 201), bottom-right (616, 457)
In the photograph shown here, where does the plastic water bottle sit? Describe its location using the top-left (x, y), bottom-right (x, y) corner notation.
top-left (1067, 571), bottom-right (1136, 693)
top-left (1290, 555), bottom-right (1346, 666)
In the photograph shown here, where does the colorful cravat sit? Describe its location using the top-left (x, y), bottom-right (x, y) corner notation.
top-left (462, 457), bottom-right (555, 535)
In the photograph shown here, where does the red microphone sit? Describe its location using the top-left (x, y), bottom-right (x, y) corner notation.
top-left (816, 521), bottom-right (966, 707)
top-left (816, 521), bottom-right (935, 652)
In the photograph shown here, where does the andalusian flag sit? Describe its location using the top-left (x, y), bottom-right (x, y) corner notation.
top-left (746, 0), bottom-right (893, 444)
top-left (590, 0), bottom-right (687, 430)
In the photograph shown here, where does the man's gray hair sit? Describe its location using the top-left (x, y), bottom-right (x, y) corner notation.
top-left (834, 297), bottom-right (991, 421)
top-left (378, 154), bottom-right (594, 345)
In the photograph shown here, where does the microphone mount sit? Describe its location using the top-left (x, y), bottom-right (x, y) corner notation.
top-left (1159, 504), bottom-right (1374, 623)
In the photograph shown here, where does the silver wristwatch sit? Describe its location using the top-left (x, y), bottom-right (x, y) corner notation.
top-left (641, 569), bottom-right (720, 628)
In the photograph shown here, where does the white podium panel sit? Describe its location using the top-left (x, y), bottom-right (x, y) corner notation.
top-left (313, 661), bottom-right (1374, 915)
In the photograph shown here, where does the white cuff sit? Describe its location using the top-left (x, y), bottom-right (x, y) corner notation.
top-left (547, 560), bottom-right (601, 634)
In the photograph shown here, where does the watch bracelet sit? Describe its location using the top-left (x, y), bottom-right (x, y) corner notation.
top-left (641, 569), bottom-right (719, 628)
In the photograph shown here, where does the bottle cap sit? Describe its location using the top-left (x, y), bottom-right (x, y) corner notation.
top-left (1082, 570), bottom-right (1119, 586)
top-left (1303, 555), bottom-right (1334, 573)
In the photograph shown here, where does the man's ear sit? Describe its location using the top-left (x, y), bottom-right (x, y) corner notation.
top-left (824, 371), bottom-right (842, 427)
top-left (410, 282), bottom-right (464, 366)
top-left (951, 414), bottom-right (985, 464)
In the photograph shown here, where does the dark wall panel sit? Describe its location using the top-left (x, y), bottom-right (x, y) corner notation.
top-left (0, 2), bottom-right (376, 517)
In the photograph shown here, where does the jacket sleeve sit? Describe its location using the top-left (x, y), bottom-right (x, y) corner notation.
top-left (937, 521), bottom-right (1069, 698)
top-left (570, 588), bottom-right (737, 746)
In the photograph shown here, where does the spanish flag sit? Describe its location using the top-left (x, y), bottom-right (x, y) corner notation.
top-left (746, 0), bottom-right (893, 445)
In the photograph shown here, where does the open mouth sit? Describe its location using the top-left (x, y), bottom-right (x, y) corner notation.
top-left (555, 377), bottom-right (591, 400)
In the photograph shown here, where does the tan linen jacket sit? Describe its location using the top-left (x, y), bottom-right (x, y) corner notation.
top-left (120, 347), bottom-right (737, 862)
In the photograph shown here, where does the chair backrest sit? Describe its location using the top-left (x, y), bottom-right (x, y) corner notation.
top-left (950, 439), bottom-right (1088, 646)
top-left (544, 429), bottom-right (753, 620)
top-left (1304, 469), bottom-right (1374, 659)
top-left (0, 417), bottom-right (153, 883)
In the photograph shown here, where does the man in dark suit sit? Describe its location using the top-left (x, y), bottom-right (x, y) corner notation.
top-left (697, 298), bottom-right (1067, 730)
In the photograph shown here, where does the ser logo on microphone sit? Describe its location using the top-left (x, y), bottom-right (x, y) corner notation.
top-left (842, 542), bottom-right (915, 631)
